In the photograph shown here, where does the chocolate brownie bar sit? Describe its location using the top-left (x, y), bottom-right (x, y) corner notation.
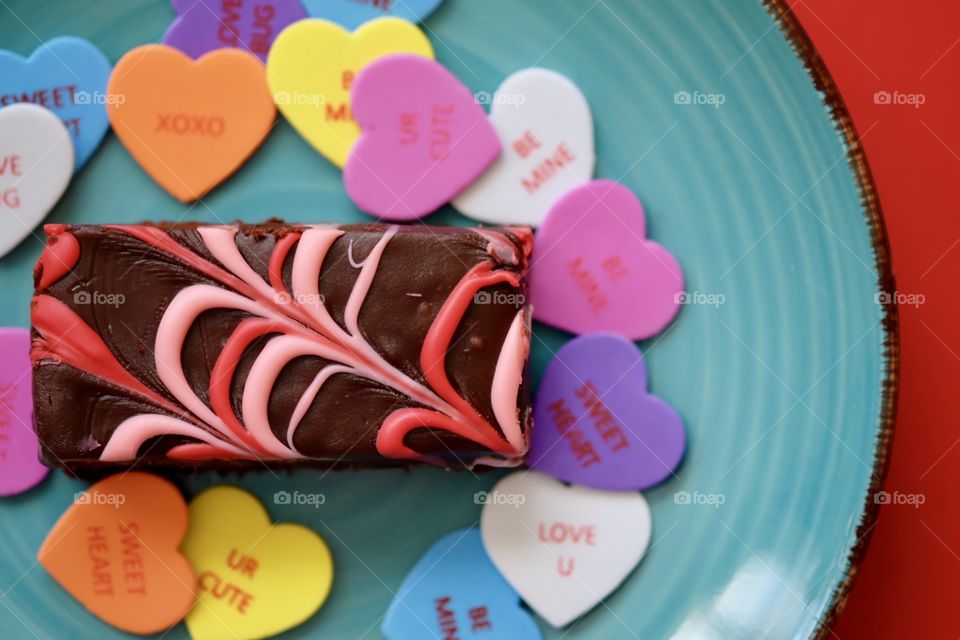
top-left (31, 222), bottom-right (532, 471)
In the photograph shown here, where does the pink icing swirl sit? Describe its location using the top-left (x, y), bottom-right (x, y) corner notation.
top-left (31, 224), bottom-right (530, 467)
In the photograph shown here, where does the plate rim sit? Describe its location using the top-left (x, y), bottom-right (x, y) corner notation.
top-left (763, 0), bottom-right (900, 636)
top-left (0, 2), bottom-right (898, 637)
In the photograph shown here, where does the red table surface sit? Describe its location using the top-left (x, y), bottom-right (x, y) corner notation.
top-left (791, 1), bottom-right (960, 637)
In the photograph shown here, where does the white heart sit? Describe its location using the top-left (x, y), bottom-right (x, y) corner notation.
top-left (0, 103), bottom-right (74, 257)
top-left (480, 470), bottom-right (651, 628)
top-left (453, 68), bottom-right (594, 226)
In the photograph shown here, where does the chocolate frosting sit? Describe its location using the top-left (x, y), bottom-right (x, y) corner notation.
top-left (32, 222), bottom-right (532, 469)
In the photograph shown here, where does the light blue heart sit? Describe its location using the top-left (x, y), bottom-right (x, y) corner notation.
top-left (383, 527), bottom-right (541, 639)
top-left (301, 0), bottom-right (443, 30)
top-left (0, 37), bottom-right (112, 171)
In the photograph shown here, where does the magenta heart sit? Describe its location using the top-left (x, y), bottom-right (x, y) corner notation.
top-left (0, 327), bottom-right (49, 496)
top-left (529, 333), bottom-right (685, 490)
top-left (529, 180), bottom-right (683, 339)
top-left (344, 54), bottom-right (501, 221)
top-left (163, 0), bottom-right (307, 61)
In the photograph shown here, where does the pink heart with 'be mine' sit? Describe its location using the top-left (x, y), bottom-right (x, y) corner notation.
top-left (530, 180), bottom-right (684, 340)
top-left (344, 54), bottom-right (501, 221)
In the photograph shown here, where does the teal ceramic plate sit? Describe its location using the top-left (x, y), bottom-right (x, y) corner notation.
top-left (0, 1), bottom-right (897, 638)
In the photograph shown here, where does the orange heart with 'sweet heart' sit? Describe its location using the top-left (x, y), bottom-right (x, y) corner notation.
top-left (107, 45), bottom-right (275, 202)
top-left (37, 472), bottom-right (196, 635)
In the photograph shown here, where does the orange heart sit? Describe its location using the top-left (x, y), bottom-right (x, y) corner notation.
top-left (106, 45), bottom-right (275, 202)
top-left (38, 472), bottom-right (196, 635)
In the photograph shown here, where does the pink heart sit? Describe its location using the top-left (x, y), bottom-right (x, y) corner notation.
top-left (529, 180), bottom-right (683, 339)
top-left (344, 54), bottom-right (501, 221)
top-left (0, 327), bottom-right (49, 496)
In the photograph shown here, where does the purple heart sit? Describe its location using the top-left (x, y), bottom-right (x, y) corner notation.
top-left (0, 327), bottom-right (49, 496)
top-left (528, 333), bottom-right (685, 490)
top-left (163, 0), bottom-right (308, 61)
top-left (529, 180), bottom-right (684, 340)
top-left (344, 54), bottom-right (501, 221)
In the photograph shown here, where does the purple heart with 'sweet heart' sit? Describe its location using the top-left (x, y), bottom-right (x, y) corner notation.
top-left (0, 327), bottom-right (49, 496)
top-left (344, 54), bottom-right (501, 221)
top-left (163, 0), bottom-right (308, 61)
top-left (529, 333), bottom-right (685, 490)
top-left (529, 179), bottom-right (684, 340)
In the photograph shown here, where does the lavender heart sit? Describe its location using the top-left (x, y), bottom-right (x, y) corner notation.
top-left (529, 332), bottom-right (685, 490)
top-left (163, 0), bottom-right (307, 61)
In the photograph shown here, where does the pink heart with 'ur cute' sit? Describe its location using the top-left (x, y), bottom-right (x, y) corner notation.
top-left (344, 54), bottom-right (501, 221)
top-left (529, 180), bottom-right (684, 340)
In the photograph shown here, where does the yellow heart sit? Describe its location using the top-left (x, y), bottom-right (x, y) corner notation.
top-left (182, 486), bottom-right (333, 640)
top-left (267, 17), bottom-right (434, 168)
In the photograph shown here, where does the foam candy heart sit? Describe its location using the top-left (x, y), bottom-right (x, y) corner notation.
top-left (344, 55), bottom-right (501, 220)
top-left (163, 0), bottom-right (308, 61)
top-left (454, 68), bottom-right (594, 226)
top-left (480, 471), bottom-right (651, 628)
top-left (0, 104), bottom-right (74, 258)
top-left (183, 486), bottom-right (333, 640)
top-left (107, 45), bottom-right (275, 202)
top-left (530, 180), bottom-right (684, 339)
top-left (0, 328), bottom-right (49, 495)
top-left (529, 333), bottom-right (685, 490)
top-left (38, 472), bottom-right (196, 634)
top-left (382, 528), bottom-right (541, 640)
top-left (302, 0), bottom-right (444, 29)
top-left (0, 37), bottom-right (111, 170)
top-left (267, 18), bottom-right (434, 168)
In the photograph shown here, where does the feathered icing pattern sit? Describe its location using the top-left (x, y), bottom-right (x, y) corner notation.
top-left (31, 224), bottom-right (530, 467)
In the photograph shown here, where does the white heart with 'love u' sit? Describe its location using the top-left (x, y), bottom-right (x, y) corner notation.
top-left (480, 471), bottom-right (651, 628)
top-left (0, 103), bottom-right (73, 257)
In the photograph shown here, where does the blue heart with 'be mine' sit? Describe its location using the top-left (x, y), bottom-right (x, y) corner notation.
top-left (301, 0), bottom-right (444, 30)
top-left (383, 528), bottom-right (541, 640)
top-left (0, 37), bottom-right (111, 171)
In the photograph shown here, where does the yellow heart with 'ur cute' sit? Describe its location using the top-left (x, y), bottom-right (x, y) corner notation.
top-left (182, 486), bottom-right (334, 640)
top-left (267, 18), bottom-right (434, 168)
